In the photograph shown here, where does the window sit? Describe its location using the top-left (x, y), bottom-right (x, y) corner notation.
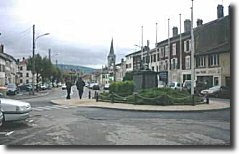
top-left (20, 79), bottom-right (23, 83)
top-left (26, 73), bottom-right (29, 77)
top-left (214, 77), bottom-right (219, 86)
top-left (171, 58), bottom-right (178, 69)
top-left (152, 66), bottom-right (154, 71)
top-left (157, 53), bottom-right (160, 61)
top-left (20, 66), bottom-right (23, 71)
top-left (153, 54), bottom-right (156, 62)
top-left (184, 39), bottom-right (191, 52)
top-left (172, 43), bottom-right (177, 56)
top-left (196, 56), bottom-right (205, 68)
top-left (160, 47), bottom-right (165, 58)
top-left (185, 56), bottom-right (191, 69)
top-left (208, 54), bottom-right (219, 67)
top-left (165, 45), bottom-right (169, 57)
top-left (26, 79), bottom-right (29, 83)
top-left (165, 60), bottom-right (168, 70)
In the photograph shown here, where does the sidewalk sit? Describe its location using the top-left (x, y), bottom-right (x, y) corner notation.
top-left (51, 98), bottom-right (230, 112)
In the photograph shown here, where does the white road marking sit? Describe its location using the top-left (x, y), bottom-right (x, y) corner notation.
top-left (32, 105), bottom-right (76, 111)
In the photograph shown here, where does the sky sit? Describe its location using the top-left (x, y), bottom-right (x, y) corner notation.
top-left (0, 0), bottom-right (235, 69)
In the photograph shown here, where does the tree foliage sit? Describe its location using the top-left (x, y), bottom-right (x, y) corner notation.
top-left (27, 54), bottom-right (62, 85)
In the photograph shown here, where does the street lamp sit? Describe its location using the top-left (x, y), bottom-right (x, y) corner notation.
top-left (32, 24), bottom-right (50, 95)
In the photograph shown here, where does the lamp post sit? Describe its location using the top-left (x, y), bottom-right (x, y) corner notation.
top-left (190, 0), bottom-right (196, 105)
top-left (32, 24), bottom-right (50, 95)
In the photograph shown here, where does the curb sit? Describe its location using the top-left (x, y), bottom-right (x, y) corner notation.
top-left (50, 99), bottom-right (230, 112)
top-left (8, 91), bottom-right (49, 100)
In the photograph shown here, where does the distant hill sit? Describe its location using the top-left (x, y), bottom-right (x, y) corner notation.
top-left (56, 64), bottom-right (96, 74)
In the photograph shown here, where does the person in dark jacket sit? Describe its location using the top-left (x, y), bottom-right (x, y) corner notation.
top-left (76, 77), bottom-right (85, 99)
top-left (65, 77), bottom-right (72, 99)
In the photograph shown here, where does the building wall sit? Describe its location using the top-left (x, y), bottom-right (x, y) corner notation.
top-left (220, 52), bottom-right (230, 86)
top-left (18, 63), bottom-right (33, 85)
top-left (0, 58), bottom-right (6, 86)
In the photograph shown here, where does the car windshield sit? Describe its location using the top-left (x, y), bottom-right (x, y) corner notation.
top-left (7, 84), bottom-right (15, 88)
top-left (209, 86), bottom-right (221, 90)
top-left (169, 83), bottom-right (175, 87)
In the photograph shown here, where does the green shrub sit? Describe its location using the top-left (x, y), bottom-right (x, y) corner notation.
top-left (109, 81), bottom-right (134, 97)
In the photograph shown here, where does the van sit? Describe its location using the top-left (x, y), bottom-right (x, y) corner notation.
top-left (183, 80), bottom-right (207, 95)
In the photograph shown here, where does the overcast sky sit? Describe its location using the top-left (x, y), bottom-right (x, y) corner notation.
top-left (0, 0), bottom-right (234, 69)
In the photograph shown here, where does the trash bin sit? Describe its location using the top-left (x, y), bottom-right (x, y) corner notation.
top-left (0, 86), bottom-right (7, 97)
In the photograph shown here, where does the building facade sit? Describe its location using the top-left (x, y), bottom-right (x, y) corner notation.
top-left (17, 57), bottom-right (34, 85)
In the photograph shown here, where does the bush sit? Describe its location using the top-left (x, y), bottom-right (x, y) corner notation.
top-left (109, 81), bottom-right (134, 97)
top-left (99, 87), bottom-right (203, 105)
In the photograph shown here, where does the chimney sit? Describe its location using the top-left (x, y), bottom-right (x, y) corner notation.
top-left (217, 4), bottom-right (224, 18)
top-left (172, 27), bottom-right (178, 37)
top-left (184, 19), bottom-right (191, 32)
top-left (121, 58), bottom-right (124, 63)
top-left (197, 19), bottom-right (203, 26)
top-left (0, 44), bottom-right (4, 53)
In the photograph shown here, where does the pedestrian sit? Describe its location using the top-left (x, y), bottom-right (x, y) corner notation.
top-left (65, 77), bottom-right (72, 99)
top-left (76, 77), bottom-right (85, 99)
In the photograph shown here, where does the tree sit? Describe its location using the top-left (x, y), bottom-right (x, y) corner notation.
top-left (27, 54), bottom-right (62, 89)
top-left (123, 71), bottom-right (133, 81)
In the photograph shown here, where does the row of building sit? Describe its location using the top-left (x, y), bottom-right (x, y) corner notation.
top-left (99, 4), bottom-right (231, 89)
top-left (0, 44), bottom-right (33, 86)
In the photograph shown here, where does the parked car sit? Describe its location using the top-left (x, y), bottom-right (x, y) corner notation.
top-left (0, 101), bottom-right (3, 126)
top-left (158, 81), bottom-right (166, 88)
top-left (169, 82), bottom-right (181, 90)
top-left (0, 98), bottom-right (31, 122)
top-left (104, 83), bottom-right (110, 90)
top-left (89, 83), bottom-right (100, 90)
top-left (40, 84), bottom-right (47, 90)
top-left (183, 80), bottom-right (207, 95)
top-left (18, 84), bottom-right (32, 92)
top-left (200, 85), bottom-right (230, 98)
top-left (62, 83), bottom-right (67, 90)
top-left (6, 83), bottom-right (19, 95)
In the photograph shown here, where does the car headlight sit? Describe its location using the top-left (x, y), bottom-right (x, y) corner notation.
top-left (16, 106), bottom-right (25, 112)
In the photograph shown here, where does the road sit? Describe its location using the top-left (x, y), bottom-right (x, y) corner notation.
top-left (0, 87), bottom-right (231, 145)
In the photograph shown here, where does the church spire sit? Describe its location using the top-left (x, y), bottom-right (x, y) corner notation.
top-left (107, 38), bottom-right (116, 68)
top-left (109, 38), bottom-right (114, 55)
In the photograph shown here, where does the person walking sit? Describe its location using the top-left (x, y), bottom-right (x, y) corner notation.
top-left (76, 77), bottom-right (85, 99)
top-left (65, 77), bottom-right (72, 99)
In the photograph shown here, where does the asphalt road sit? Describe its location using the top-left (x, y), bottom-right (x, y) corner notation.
top-left (0, 87), bottom-right (231, 145)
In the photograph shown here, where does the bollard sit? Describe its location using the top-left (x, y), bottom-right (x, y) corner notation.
top-left (88, 90), bottom-right (91, 99)
top-left (206, 95), bottom-right (209, 104)
top-left (94, 91), bottom-right (97, 99)
top-left (96, 92), bottom-right (98, 102)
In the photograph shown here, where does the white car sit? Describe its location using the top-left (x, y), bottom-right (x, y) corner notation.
top-left (62, 83), bottom-right (67, 90)
top-left (169, 82), bottom-right (181, 90)
top-left (104, 83), bottom-right (110, 90)
top-left (0, 98), bottom-right (31, 122)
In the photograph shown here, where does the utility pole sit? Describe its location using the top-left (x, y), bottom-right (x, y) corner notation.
top-left (155, 22), bottom-right (158, 47)
top-left (48, 49), bottom-right (51, 62)
top-left (141, 25), bottom-right (144, 70)
top-left (32, 24), bottom-right (35, 95)
top-left (191, 0), bottom-right (195, 104)
top-left (179, 13), bottom-right (182, 90)
top-left (167, 18), bottom-right (171, 85)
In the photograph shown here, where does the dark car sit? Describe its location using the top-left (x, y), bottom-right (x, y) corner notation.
top-left (201, 85), bottom-right (230, 98)
top-left (18, 84), bottom-right (33, 92)
top-left (6, 83), bottom-right (19, 95)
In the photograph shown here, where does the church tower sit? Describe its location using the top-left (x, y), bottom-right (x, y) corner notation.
top-left (107, 38), bottom-right (116, 69)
